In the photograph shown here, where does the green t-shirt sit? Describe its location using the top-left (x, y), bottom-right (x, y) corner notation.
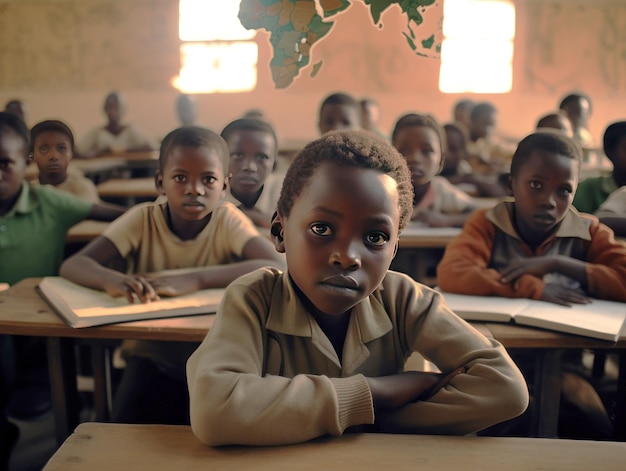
top-left (0, 182), bottom-right (91, 285)
top-left (572, 175), bottom-right (618, 214)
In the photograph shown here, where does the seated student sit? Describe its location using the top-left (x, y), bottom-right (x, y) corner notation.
top-left (452, 98), bottom-right (474, 132)
top-left (186, 130), bottom-right (528, 447)
top-left (4, 99), bottom-right (28, 124)
top-left (359, 97), bottom-right (385, 138)
top-left (595, 186), bottom-right (626, 237)
top-left (221, 118), bottom-right (283, 228)
top-left (441, 123), bottom-right (509, 198)
top-left (437, 131), bottom-right (626, 439)
top-left (77, 91), bottom-right (156, 158)
top-left (466, 102), bottom-right (515, 175)
top-left (0, 112), bottom-right (125, 466)
top-left (573, 120), bottom-right (626, 214)
top-left (535, 111), bottom-right (573, 136)
top-left (559, 91), bottom-right (594, 152)
top-left (318, 92), bottom-right (361, 135)
top-left (60, 126), bottom-right (285, 425)
top-left (30, 120), bottom-right (101, 203)
top-left (391, 113), bottom-right (476, 227)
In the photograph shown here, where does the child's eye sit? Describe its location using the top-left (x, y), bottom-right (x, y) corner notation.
top-left (38, 146), bottom-right (49, 153)
top-left (365, 231), bottom-right (389, 247)
top-left (202, 176), bottom-right (217, 185)
top-left (257, 153), bottom-right (269, 161)
top-left (529, 181), bottom-right (542, 190)
top-left (57, 145), bottom-right (68, 153)
top-left (310, 223), bottom-right (332, 237)
top-left (558, 186), bottom-right (573, 196)
top-left (231, 152), bottom-right (244, 160)
top-left (173, 175), bottom-right (186, 182)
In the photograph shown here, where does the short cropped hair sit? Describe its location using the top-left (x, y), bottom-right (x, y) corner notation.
top-left (470, 102), bottom-right (497, 122)
top-left (391, 113), bottom-right (444, 151)
top-left (0, 111), bottom-right (29, 154)
top-left (602, 121), bottom-right (626, 163)
top-left (29, 120), bottom-right (75, 155)
top-left (535, 111), bottom-right (569, 130)
top-left (559, 92), bottom-right (592, 114)
top-left (453, 99), bottom-right (474, 114)
top-left (159, 126), bottom-right (230, 173)
top-left (443, 122), bottom-right (467, 147)
top-left (510, 131), bottom-right (582, 178)
top-left (220, 118), bottom-right (278, 151)
top-left (277, 130), bottom-right (414, 231)
top-left (319, 92), bottom-right (358, 113)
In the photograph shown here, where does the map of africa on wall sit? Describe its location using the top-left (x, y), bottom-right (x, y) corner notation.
top-left (238, 0), bottom-right (441, 89)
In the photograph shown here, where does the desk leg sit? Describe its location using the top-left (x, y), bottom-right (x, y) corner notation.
top-left (46, 337), bottom-right (79, 445)
top-left (613, 350), bottom-right (626, 441)
top-left (530, 349), bottom-right (563, 438)
top-left (91, 341), bottom-right (112, 422)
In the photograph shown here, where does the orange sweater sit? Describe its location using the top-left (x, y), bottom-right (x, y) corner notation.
top-left (437, 202), bottom-right (626, 302)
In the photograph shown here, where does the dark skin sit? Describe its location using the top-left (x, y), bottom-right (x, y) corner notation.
top-left (597, 216), bottom-right (626, 237)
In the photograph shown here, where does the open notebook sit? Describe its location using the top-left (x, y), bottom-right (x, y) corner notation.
top-left (37, 277), bottom-right (225, 328)
top-left (440, 292), bottom-right (626, 342)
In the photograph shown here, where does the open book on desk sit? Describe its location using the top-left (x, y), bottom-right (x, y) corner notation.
top-left (439, 292), bottom-right (626, 342)
top-left (37, 277), bottom-right (225, 329)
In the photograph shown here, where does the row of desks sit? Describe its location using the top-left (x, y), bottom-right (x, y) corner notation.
top-left (2, 278), bottom-right (625, 446)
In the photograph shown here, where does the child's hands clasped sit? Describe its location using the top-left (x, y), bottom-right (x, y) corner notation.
top-left (366, 367), bottom-right (466, 411)
top-left (103, 275), bottom-right (160, 304)
top-left (499, 256), bottom-right (557, 283)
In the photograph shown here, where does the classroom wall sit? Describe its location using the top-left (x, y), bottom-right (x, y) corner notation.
top-left (1, 0), bottom-right (625, 148)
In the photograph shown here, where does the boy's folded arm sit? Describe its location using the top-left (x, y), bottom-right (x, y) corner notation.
top-left (187, 282), bottom-right (373, 447)
top-left (582, 219), bottom-right (626, 301)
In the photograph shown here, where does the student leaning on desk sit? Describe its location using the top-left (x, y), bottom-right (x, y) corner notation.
top-left (437, 131), bottom-right (626, 439)
top-left (0, 112), bottom-right (126, 469)
top-left (60, 126), bottom-right (284, 426)
top-left (186, 130), bottom-right (528, 447)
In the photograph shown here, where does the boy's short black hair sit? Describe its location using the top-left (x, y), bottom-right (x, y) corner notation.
top-left (220, 118), bottom-right (278, 150)
top-left (602, 121), bottom-right (626, 163)
top-left (159, 126), bottom-right (229, 173)
top-left (0, 112), bottom-right (29, 154)
top-left (453, 99), bottom-right (474, 113)
top-left (443, 122), bottom-right (467, 146)
top-left (29, 120), bottom-right (75, 155)
top-left (559, 92), bottom-right (592, 114)
top-left (319, 92), bottom-right (358, 113)
top-left (277, 130), bottom-right (414, 231)
top-left (391, 113), bottom-right (443, 150)
top-left (535, 111), bottom-right (569, 130)
top-left (510, 131), bottom-right (582, 177)
top-left (470, 102), bottom-right (497, 121)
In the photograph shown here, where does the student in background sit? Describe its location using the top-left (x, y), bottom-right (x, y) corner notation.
top-left (535, 111), bottom-right (573, 136)
top-left (221, 118), bottom-right (282, 228)
top-left (359, 97), bottom-right (385, 138)
top-left (595, 186), bottom-right (626, 237)
top-left (573, 120), bottom-right (626, 214)
top-left (60, 126), bottom-right (285, 425)
top-left (318, 92), bottom-right (361, 135)
top-left (391, 113), bottom-right (476, 227)
top-left (559, 91), bottom-right (594, 152)
top-left (30, 120), bottom-right (101, 203)
top-left (175, 94), bottom-right (198, 127)
top-left (186, 130), bottom-right (528, 446)
top-left (437, 131), bottom-right (626, 439)
top-left (452, 98), bottom-right (474, 131)
top-left (466, 102), bottom-right (514, 175)
top-left (0, 112), bottom-right (125, 466)
top-left (3, 99), bottom-right (28, 125)
top-left (77, 91), bottom-right (156, 158)
top-left (441, 123), bottom-right (509, 198)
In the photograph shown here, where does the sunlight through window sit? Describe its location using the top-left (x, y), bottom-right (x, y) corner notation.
top-left (174, 0), bottom-right (257, 93)
top-left (439, 0), bottom-right (515, 94)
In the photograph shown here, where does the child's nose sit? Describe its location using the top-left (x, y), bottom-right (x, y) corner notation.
top-left (329, 241), bottom-right (361, 270)
top-left (186, 179), bottom-right (205, 195)
top-left (243, 158), bottom-right (258, 172)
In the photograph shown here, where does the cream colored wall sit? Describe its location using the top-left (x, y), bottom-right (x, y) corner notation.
top-left (1, 0), bottom-right (625, 149)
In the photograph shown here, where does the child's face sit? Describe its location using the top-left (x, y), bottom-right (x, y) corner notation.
top-left (393, 126), bottom-right (442, 190)
top-left (227, 130), bottom-right (276, 199)
top-left (562, 98), bottom-right (590, 130)
top-left (610, 136), bottom-right (626, 177)
top-left (318, 104), bottom-right (360, 135)
top-left (32, 131), bottom-right (72, 180)
top-left (104, 95), bottom-right (123, 125)
top-left (277, 161), bottom-right (400, 316)
top-left (443, 128), bottom-right (466, 172)
top-left (0, 128), bottom-right (28, 204)
top-left (156, 144), bottom-right (226, 224)
top-left (471, 111), bottom-right (497, 141)
top-left (510, 150), bottom-right (579, 245)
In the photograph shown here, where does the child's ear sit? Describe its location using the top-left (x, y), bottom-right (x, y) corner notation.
top-left (26, 153), bottom-right (33, 165)
top-left (155, 171), bottom-right (166, 195)
top-left (270, 211), bottom-right (286, 253)
top-left (223, 173), bottom-right (232, 192)
top-left (507, 173), bottom-right (513, 194)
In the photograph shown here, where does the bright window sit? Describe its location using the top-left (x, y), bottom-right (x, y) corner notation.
top-left (439, 0), bottom-right (515, 93)
top-left (173, 1), bottom-right (257, 93)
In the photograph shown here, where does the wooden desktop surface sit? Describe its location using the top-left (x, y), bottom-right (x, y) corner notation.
top-left (96, 177), bottom-right (158, 199)
top-left (43, 423), bottom-right (626, 471)
top-left (66, 220), bottom-right (110, 244)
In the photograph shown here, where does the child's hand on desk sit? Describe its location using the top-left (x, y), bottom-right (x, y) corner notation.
top-left (104, 275), bottom-right (160, 304)
top-left (367, 367), bottom-right (466, 411)
top-left (500, 256), bottom-right (556, 283)
top-left (541, 283), bottom-right (591, 307)
top-left (147, 273), bottom-right (201, 298)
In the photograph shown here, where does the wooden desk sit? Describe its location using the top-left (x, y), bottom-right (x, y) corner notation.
top-left (2, 279), bottom-right (625, 444)
top-left (44, 423), bottom-right (626, 471)
top-left (398, 226), bottom-right (461, 249)
top-left (66, 220), bottom-right (110, 244)
top-left (96, 177), bottom-right (158, 205)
